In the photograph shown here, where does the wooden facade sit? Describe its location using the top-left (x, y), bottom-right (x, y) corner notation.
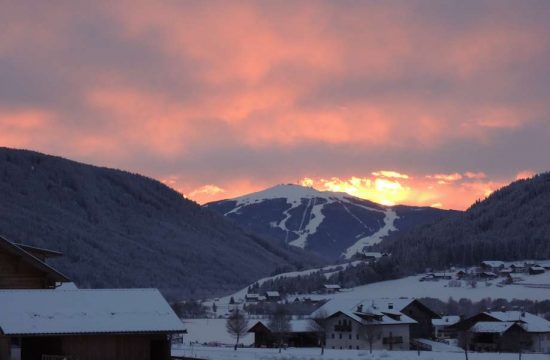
top-left (0, 236), bottom-right (68, 289)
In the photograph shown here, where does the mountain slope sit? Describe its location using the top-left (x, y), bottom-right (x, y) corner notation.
top-left (385, 172), bottom-right (550, 271)
top-left (205, 184), bottom-right (454, 260)
top-left (0, 148), bottom-right (315, 299)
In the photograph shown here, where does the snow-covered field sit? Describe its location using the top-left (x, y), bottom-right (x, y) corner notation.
top-left (172, 346), bottom-right (549, 360)
top-left (327, 271), bottom-right (550, 302)
top-left (182, 319), bottom-right (254, 346)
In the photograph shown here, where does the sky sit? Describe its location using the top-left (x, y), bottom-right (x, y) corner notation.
top-left (1, 1), bottom-right (549, 210)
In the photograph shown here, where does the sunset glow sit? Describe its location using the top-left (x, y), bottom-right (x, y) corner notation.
top-left (1, 1), bottom-right (549, 210)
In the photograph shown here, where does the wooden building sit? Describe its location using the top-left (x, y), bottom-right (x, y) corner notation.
top-left (248, 320), bottom-right (318, 348)
top-left (0, 235), bottom-right (69, 289)
top-left (0, 289), bottom-right (186, 360)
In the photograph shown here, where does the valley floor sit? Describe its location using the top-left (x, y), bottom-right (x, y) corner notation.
top-left (171, 346), bottom-right (549, 360)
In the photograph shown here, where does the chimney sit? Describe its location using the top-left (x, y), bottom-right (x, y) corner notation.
top-left (388, 303), bottom-right (394, 310)
top-left (357, 304), bottom-right (363, 312)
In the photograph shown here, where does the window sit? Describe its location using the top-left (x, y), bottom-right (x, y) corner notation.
top-left (331, 333), bottom-right (335, 339)
top-left (349, 345), bottom-right (352, 349)
top-left (339, 334), bottom-right (342, 339)
top-left (332, 346), bottom-right (335, 349)
top-left (356, 346), bottom-right (359, 350)
top-left (349, 334), bottom-right (352, 340)
top-left (356, 334), bottom-right (359, 340)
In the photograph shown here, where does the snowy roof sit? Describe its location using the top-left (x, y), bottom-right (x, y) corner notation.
top-left (432, 316), bottom-right (460, 327)
top-left (245, 293), bottom-right (259, 298)
top-left (363, 252), bottom-right (383, 258)
top-left (249, 319), bottom-right (314, 333)
top-left (0, 289), bottom-right (186, 335)
top-left (324, 284), bottom-right (341, 289)
top-left (266, 291), bottom-right (280, 297)
top-left (484, 311), bottom-right (550, 333)
top-left (481, 261), bottom-right (505, 268)
top-left (471, 321), bottom-right (516, 334)
top-left (530, 266), bottom-right (545, 271)
top-left (315, 298), bottom-right (418, 326)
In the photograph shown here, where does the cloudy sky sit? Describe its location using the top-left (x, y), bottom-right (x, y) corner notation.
top-left (1, 1), bottom-right (549, 209)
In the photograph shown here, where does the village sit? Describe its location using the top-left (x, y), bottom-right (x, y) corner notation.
top-left (1, 233), bottom-right (550, 360)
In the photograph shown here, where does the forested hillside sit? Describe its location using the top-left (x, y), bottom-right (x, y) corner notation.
top-left (0, 148), bottom-right (316, 299)
top-left (386, 173), bottom-right (550, 271)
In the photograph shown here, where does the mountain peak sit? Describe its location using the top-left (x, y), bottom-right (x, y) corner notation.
top-left (231, 183), bottom-right (348, 206)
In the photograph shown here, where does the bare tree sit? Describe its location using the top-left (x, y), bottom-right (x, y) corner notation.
top-left (308, 310), bottom-right (328, 355)
top-left (226, 308), bottom-right (249, 351)
top-left (269, 305), bottom-right (291, 353)
top-left (359, 321), bottom-right (382, 354)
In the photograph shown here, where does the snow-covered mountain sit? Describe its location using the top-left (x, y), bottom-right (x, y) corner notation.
top-left (204, 184), bottom-right (455, 260)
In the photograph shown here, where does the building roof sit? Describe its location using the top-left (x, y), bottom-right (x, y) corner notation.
top-left (14, 243), bottom-right (63, 258)
top-left (0, 289), bottom-right (186, 336)
top-left (0, 235), bottom-right (69, 283)
top-left (432, 315), bottom-right (460, 327)
top-left (471, 321), bottom-right (517, 334)
top-left (323, 284), bottom-right (341, 289)
top-left (481, 261), bottom-right (505, 268)
top-left (248, 319), bottom-right (314, 334)
top-left (484, 311), bottom-right (550, 333)
top-left (266, 291), bottom-right (280, 297)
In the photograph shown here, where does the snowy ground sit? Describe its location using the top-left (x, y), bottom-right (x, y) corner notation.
top-left (182, 318), bottom-right (254, 346)
top-left (326, 271), bottom-right (550, 302)
top-left (171, 346), bottom-right (549, 360)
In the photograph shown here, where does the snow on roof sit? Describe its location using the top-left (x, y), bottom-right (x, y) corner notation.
top-left (530, 266), bottom-right (545, 270)
top-left (324, 284), bottom-right (341, 289)
top-left (484, 311), bottom-right (550, 333)
top-left (432, 316), bottom-right (460, 327)
top-left (266, 291), bottom-right (280, 297)
top-left (250, 319), bottom-right (315, 333)
top-left (481, 261), bottom-right (505, 268)
top-left (55, 282), bottom-right (79, 290)
top-left (0, 289), bottom-right (185, 335)
top-left (471, 321), bottom-right (516, 334)
top-left (315, 298), bottom-right (417, 326)
top-left (363, 252), bottom-right (383, 258)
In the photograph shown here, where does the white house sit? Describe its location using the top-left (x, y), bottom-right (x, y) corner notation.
top-left (314, 298), bottom-right (432, 351)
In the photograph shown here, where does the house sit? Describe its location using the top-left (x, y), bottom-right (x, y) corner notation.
top-left (506, 273), bottom-right (525, 284)
top-left (323, 284), bottom-right (342, 294)
top-left (499, 268), bottom-right (513, 276)
top-left (480, 261), bottom-right (505, 272)
top-left (245, 293), bottom-right (260, 302)
top-left (419, 272), bottom-right (451, 282)
top-left (314, 297), bottom-right (440, 350)
top-left (362, 252), bottom-right (388, 262)
top-left (510, 263), bottom-right (527, 273)
top-left (0, 235), bottom-right (70, 289)
top-left (529, 266), bottom-right (545, 275)
top-left (323, 306), bottom-right (415, 351)
top-left (0, 235), bottom-right (185, 360)
top-left (248, 319), bottom-right (318, 348)
top-left (451, 311), bottom-right (550, 353)
top-left (265, 291), bottom-right (281, 302)
top-left (479, 271), bottom-right (498, 279)
top-left (0, 289), bottom-right (186, 360)
top-left (537, 262), bottom-right (550, 270)
top-left (432, 316), bottom-right (460, 339)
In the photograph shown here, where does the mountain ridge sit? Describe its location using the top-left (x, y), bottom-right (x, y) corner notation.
top-left (0, 147), bottom-right (317, 299)
top-left (205, 184), bottom-right (456, 260)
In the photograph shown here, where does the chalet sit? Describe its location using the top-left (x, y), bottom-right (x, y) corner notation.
top-left (0, 235), bottom-right (69, 289)
top-left (245, 293), bottom-right (260, 302)
top-left (451, 311), bottom-right (550, 353)
top-left (479, 271), bottom-right (498, 279)
top-left (265, 291), bottom-right (281, 302)
top-left (315, 297), bottom-right (440, 349)
top-left (432, 315), bottom-right (460, 339)
top-left (0, 235), bottom-right (185, 360)
top-left (0, 289), bottom-right (186, 360)
top-left (322, 306), bottom-right (415, 351)
top-left (248, 320), bottom-right (318, 348)
top-left (499, 268), bottom-right (513, 276)
top-left (323, 284), bottom-right (342, 294)
top-left (529, 266), bottom-right (545, 275)
top-left (419, 272), bottom-right (451, 281)
top-left (510, 263), bottom-right (527, 273)
top-left (506, 273), bottom-right (525, 284)
top-left (362, 252), bottom-right (388, 262)
top-left (480, 261), bottom-right (505, 272)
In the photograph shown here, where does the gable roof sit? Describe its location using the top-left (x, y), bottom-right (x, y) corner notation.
top-left (0, 289), bottom-right (186, 336)
top-left (0, 235), bottom-right (69, 283)
top-left (248, 319), bottom-right (314, 334)
top-left (14, 243), bottom-right (63, 259)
